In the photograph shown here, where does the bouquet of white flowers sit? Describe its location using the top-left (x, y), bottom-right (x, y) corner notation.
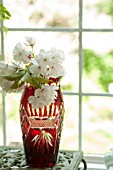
top-left (0, 37), bottom-right (65, 108)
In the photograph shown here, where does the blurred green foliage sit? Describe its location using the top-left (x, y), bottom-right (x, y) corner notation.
top-left (61, 83), bottom-right (74, 91)
top-left (83, 49), bottom-right (113, 92)
top-left (0, 54), bottom-right (2, 60)
top-left (96, 0), bottom-right (113, 18)
top-left (83, 0), bottom-right (113, 92)
top-left (0, 4), bottom-right (11, 33)
top-left (96, 129), bottom-right (112, 139)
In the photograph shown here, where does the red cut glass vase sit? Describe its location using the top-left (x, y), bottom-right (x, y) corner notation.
top-left (19, 80), bottom-right (64, 168)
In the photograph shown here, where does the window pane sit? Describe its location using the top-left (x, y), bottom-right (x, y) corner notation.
top-left (83, 0), bottom-right (113, 28)
top-left (83, 32), bottom-right (113, 93)
top-left (4, 0), bottom-right (79, 28)
top-left (60, 95), bottom-right (79, 151)
top-left (4, 31), bottom-right (79, 92)
top-left (5, 93), bottom-right (22, 146)
top-left (82, 96), bottom-right (113, 154)
top-left (0, 93), bottom-right (3, 145)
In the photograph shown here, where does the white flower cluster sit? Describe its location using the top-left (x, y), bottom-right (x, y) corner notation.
top-left (29, 48), bottom-right (65, 78)
top-left (28, 85), bottom-right (59, 109)
top-left (12, 37), bottom-right (65, 79)
top-left (0, 37), bottom-right (65, 108)
top-left (0, 61), bottom-right (23, 92)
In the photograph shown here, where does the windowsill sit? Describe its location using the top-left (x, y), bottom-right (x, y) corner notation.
top-left (86, 163), bottom-right (106, 170)
top-left (0, 146), bottom-right (108, 169)
top-left (84, 154), bottom-right (107, 170)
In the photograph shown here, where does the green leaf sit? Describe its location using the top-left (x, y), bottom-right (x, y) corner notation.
top-left (10, 80), bottom-right (24, 90)
top-left (2, 26), bottom-right (8, 34)
top-left (0, 4), bottom-right (11, 27)
top-left (18, 80), bottom-right (25, 87)
top-left (31, 78), bottom-right (42, 88)
top-left (0, 4), bottom-right (11, 34)
top-left (21, 72), bottom-right (31, 82)
top-left (4, 9), bottom-right (11, 17)
top-left (35, 76), bottom-right (53, 84)
top-left (10, 81), bottom-right (19, 89)
top-left (28, 76), bottom-right (53, 88)
top-left (0, 54), bottom-right (2, 60)
top-left (2, 70), bottom-right (26, 81)
top-left (1, 12), bottom-right (5, 19)
top-left (19, 72), bottom-right (41, 88)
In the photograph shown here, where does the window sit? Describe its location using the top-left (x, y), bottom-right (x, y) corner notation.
top-left (0, 0), bottom-right (113, 163)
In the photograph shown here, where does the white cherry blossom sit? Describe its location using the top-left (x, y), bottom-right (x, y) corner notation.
top-left (1, 63), bottom-right (20, 77)
top-left (0, 62), bottom-right (20, 76)
top-left (41, 85), bottom-right (59, 106)
top-left (36, 49), bottom-right (52, 66)
top-left (25, 36), bottom-right (36, 46)
top-left (29, 63), bottom-right (47, 77)
top-left (5, 65), bottom-right (17, 76)
top-left (11, 61), bottom-right (25, 70)
top-left (0, 62), bottom-right (8, 86)
top-left (21, 50), bottom-right (32, 64)
top-left (13, 43), bottom-right (24, 59)
top-left (32, 48), bottom-right (65, 78)
top-left (28, 88), bottom-right (45, 108)
top-left (48, 64), bottom-right (65, 78)
top-left (50, 48), bottom-right (65, 64)
top-left (13, 43), bottom-right (32, 64)
top-left (28, 85), bottom-right (59, 108)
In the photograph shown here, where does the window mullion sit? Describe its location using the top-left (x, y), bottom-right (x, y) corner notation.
top-left (78, 0), bottom-right (83, 151)
top-left (0, 0), bottom-right (6, 145)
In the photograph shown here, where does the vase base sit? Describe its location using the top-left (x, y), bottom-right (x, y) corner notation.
top-left (28, 162), bottom-right (56, 168)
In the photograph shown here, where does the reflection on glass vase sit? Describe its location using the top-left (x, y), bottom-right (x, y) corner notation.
top-left (19, 80), bottom-right (64, 168)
